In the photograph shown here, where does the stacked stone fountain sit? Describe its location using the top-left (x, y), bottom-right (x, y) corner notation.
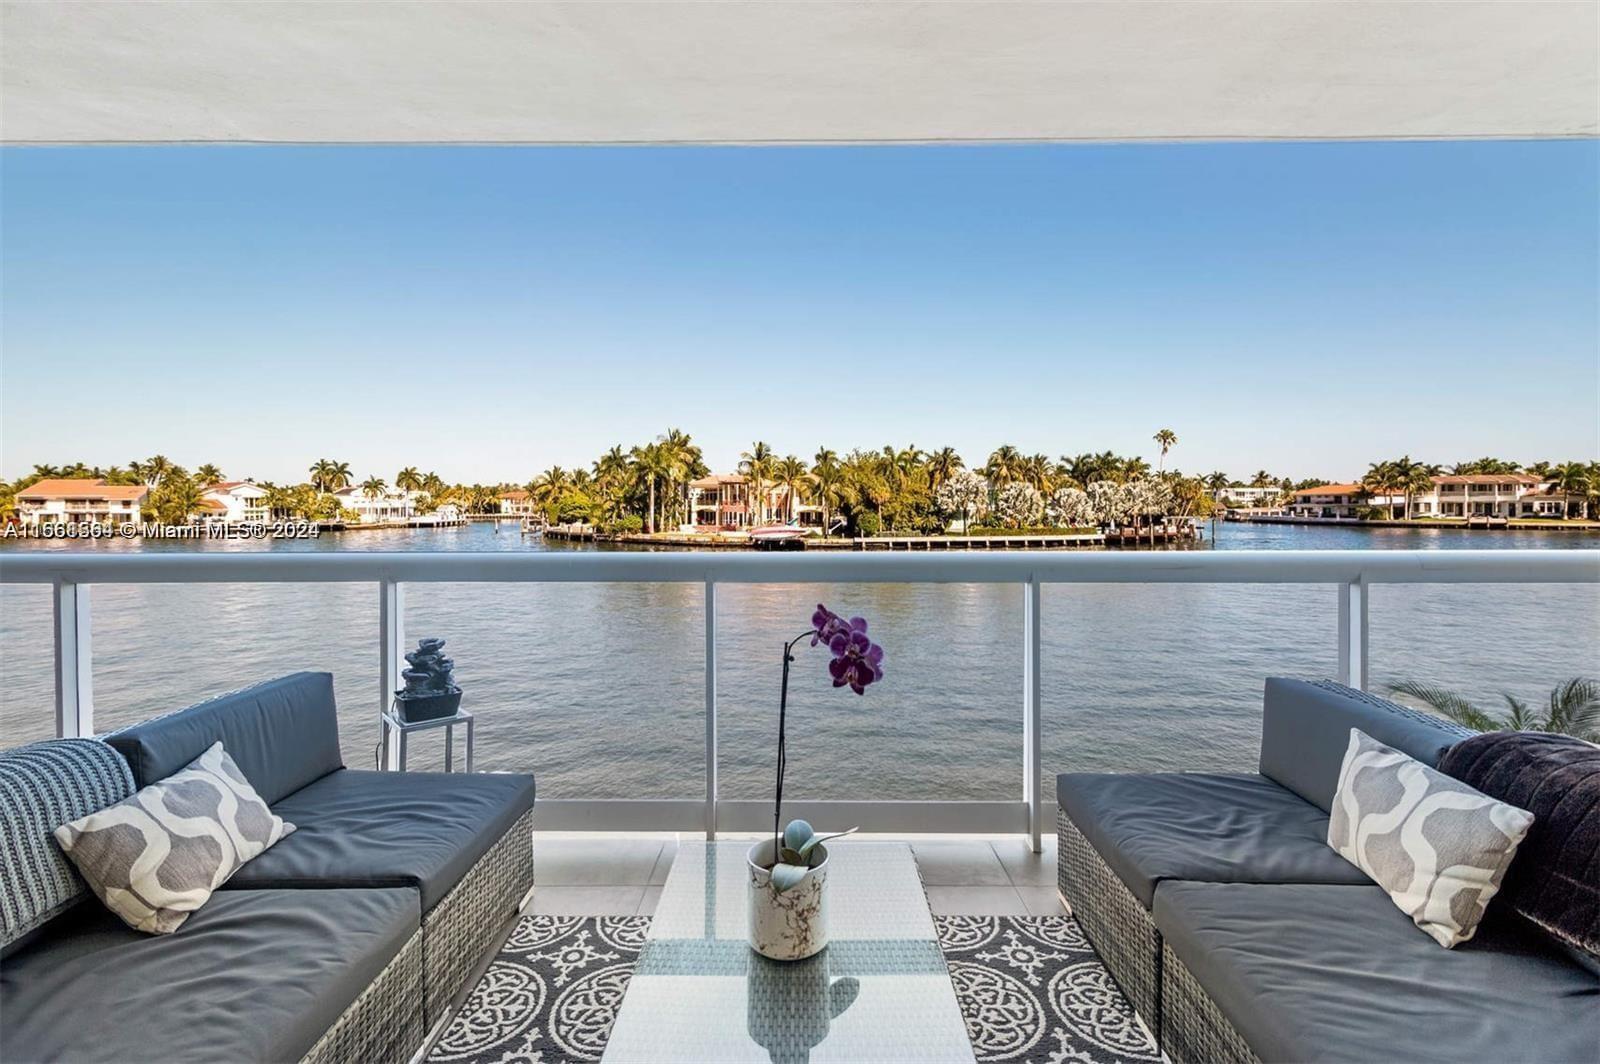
top-left (395, 637), bottom-right (463, 721)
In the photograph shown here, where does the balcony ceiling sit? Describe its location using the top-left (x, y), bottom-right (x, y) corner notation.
top-left (2, 1), bottom-right (1595, 145)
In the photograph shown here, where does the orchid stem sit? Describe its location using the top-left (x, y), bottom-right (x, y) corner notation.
top-left (773, 629), bottom-right (817, 869)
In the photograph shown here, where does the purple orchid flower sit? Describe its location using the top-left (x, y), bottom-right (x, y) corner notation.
top-left (770, 604), bottom-right (886, 868)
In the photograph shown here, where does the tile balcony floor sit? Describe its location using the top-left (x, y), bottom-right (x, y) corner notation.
top-left (524, 831), bottom-right (1063, 918)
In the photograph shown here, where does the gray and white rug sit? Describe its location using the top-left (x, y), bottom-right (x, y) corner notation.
top-left (428, 914), bottom-right (1159, 1063)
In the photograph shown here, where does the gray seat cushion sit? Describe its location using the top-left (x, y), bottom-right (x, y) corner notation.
top-left (1057, 771), bottom-right (1371, 907)
top-left (0, 887), bottom-right (418, 1064)
top-left (224, 768), bottom-right (536, 911)
top-left (1154, 881), bottom-right (1600, 1063)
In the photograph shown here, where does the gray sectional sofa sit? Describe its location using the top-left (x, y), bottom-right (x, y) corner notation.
top-left (0, 672), bottom-right (535, 1064)
top-left (1057, 677), bottom-right (1600, 1063)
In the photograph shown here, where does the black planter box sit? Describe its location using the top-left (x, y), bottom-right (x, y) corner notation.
top-left (396, 690), bottom-right (462, 722)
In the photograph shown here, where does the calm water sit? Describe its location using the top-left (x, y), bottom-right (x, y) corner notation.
top-left (2, 522), bottom-right (1595, 800)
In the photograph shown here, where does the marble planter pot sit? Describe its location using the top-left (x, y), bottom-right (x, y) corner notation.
top-left (747, 839), bottom-right (829, 961)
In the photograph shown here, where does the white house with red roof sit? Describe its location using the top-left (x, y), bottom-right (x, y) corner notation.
top-left (199, 481), bottom-right (269, 523)
top-left (15, 479), bottom-right (148, 527)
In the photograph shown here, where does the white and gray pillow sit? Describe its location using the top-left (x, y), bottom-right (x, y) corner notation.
top-left (54, 742), bottom-right (294, 934)
top-left (1328, 728), bottom-right (1533, 948)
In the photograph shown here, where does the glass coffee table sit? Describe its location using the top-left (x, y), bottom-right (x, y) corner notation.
top-left (602, 840), bottom-right (975, 1063)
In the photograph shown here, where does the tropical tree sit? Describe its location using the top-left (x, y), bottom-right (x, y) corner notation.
top-left (309, 459), bottom-right (352, 493)
top-left (774, 456), bottom-right (809, 522)
top-left (934, 470), bottom-right (987, 531)
top-left (1205, 471), bottom-right (1230, 493)
top-left (1020, 453), bottom-right (1054, 493)
top-left (984, 445), bottom-right (1023, 489)
top-left (1250, 470), bottom-right (1274, 488)
top-left (395, 467), bottom-right (423, 493)
top-left (1153, 428), bottom-right (1178, 472)
top-left (993, 482), bottom-right (1044, 529)
top-left (1361, 460), bottom-right (1401, 518)
top-left (1549, 462), bottom-right (1593, 519)
top-left (924, 447), bottom-right (963, 491)
top-left (360, 476), bottom-right (387, 501)
top-left (1046, 485), bottom-right (1093, 528)
top-left (1390, 678), bottom-right (1600, 742)
top-left (739, 441), bottom-right (776, 526)
top-left (1086, 480), bottom-right (1128, 528)
top-left (195, 464), bottom-right (224, 486)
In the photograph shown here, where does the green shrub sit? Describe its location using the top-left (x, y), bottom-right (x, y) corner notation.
top-left (855, 512), bottom-right (882, 537)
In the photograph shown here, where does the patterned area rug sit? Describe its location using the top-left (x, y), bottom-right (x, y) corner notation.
top-left (428, 914), bottom-right (1159, 1063)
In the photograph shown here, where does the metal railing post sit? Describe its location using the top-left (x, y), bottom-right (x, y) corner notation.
top-left (379, 579), bottom-right (405, 769)
top-left (1337, 576), bottom-right (1369, 690)
top-left (52, 580), bottom-right (94, 738)
top-left (705, 578), bottom-right (718, 840)
top-left (1023, 577), bottom-right (1042, 853)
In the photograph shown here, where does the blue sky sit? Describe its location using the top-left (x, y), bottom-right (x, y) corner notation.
top-left (2, 141), bottom-right (1595, 484)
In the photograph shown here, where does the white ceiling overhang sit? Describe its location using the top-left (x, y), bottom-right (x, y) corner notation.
top-left (2, 1), bottom-right (1595, 145)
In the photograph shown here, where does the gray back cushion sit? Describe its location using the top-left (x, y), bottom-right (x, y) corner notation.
top-left (1259, 677), bottom-right (1471, 812)
top-left (105, 672), bottom-right (343, 805)
top-left (1, 739), bottom-right (134, 954)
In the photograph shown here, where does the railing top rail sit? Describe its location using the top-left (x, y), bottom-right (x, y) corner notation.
top-left (0, 549), bottom-right (1595, 585)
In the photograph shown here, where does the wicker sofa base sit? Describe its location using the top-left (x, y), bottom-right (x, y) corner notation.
top-left (1160, 940), bottom-right (1260, 1064)
top-left (422, 806), bottom-right (536, 1021)
top-left (1056, 808), bottom-right (1161, 1031)
top-left (301, 926), bottom-right (424, 1064)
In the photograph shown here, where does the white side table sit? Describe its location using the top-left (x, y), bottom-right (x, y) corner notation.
top-left (381, 707), bottom-right (474, 772)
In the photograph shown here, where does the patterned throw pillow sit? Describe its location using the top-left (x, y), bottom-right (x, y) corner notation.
top-left (53, 742), bottom-right (295, 934)
top-left (1328, 728), bottom-right (1534, 947)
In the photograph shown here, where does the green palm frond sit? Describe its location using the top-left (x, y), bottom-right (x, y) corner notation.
top-left (1499, 694), bottom-right (1541, 732)
top-left (1546, 678), bottom-right (1600, 741)
top-left (1389, 680), bottom-right (1500, 732)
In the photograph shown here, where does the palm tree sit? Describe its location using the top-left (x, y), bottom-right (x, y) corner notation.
top-left (1249, 470), bottom-right (1274, 489)
top-left (421, 471), bottom-right (446, 498)
top-left (360, 476), bottom-right (387, 500)
top-left (1390, 678), bottom-right (1599, 742)
top-left (1121, 455), bottom-right (1151, 482)
top-left (1549, 462), bottom-right (1593, 519)
top-left (140, 455), bottom-right (174, 488)
top-left (1386, 455), bottom-right (1434, 520)
top-left (1205, 471), bottom-right (1230, 493)
top-left (923, 447), bottom-right (963, 491)
top-left (30, 464), bottom-right (62, 480)
top-left (1361, 460), bottom-right (1401, 518)
top-left (395, 467), bottom-right (423, 493)
top-left (1153, 428), bottom-right (1178, 472)
top-left (739, 441), bottom-right (775, 527)
top-left (195, 464), bottom-right (224, 486)
top-left (1021, 453), bottom-right (1054, 493)
top-left (810, 459), bottom-right (845, 535)
top-left (530, 466), bottom-right (572, 520)
top-left (775, 456), bottom-right (808, 522)
top-left (630, 445), bottom-right (670, 533)
top-left (984, 445), bottom-right (1022, 487)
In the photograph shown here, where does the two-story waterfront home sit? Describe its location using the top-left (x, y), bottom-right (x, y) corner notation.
top-left (1292, 475), bottom-right (1557, 520)
top-left (334, 486), bottom-right (418, 524)
top-left (199, 481), bottom-right (270, 524)
top-left (688, 474), bottom-right (822, 531)
top-left (1213, 486), bottom-right (1283, 507)
top-left (1287, 483), bottom-right (1365, 518)
top-left (14, 478), bottom-right (147, 527)
top-left (498, 489), bottom-right (534, 516)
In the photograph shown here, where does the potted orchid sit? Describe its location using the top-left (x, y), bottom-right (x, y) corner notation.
top-left (747, 603), bottom-right (884, 961)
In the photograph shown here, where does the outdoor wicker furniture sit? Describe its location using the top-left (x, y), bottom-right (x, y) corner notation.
top-left (1056, 677), bottom-right (1599, 1063)
top-left (0, 673), bottom-right (535, 1063)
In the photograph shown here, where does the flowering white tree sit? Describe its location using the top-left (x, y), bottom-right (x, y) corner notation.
top-left (934, 470), bottom-right (989, 531)
top-left (993, 482), bottom-right (1045, 529)
top-left (1086, 480), bottom-right (1127, 527)
top-left (1046, 486), bottom-right (1093, 528)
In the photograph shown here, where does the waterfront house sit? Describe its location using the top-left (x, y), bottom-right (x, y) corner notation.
top-left (1213, 486), bottom-right (1283, 508)
top-left (1287, 483), bottom-right (1365, 519)
top-left (334, 486), bottom-right (418, 524)
top-left (199, 481), bottom-right (270, 523)
top-left (689, 474), bottom-right (822, 530)
top-left (14, 478), bottom-right (147, 527)
top-left (498, 489), bottom-right (534, 516)
top-left (1418, 474), bottom-right (1547, 518)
